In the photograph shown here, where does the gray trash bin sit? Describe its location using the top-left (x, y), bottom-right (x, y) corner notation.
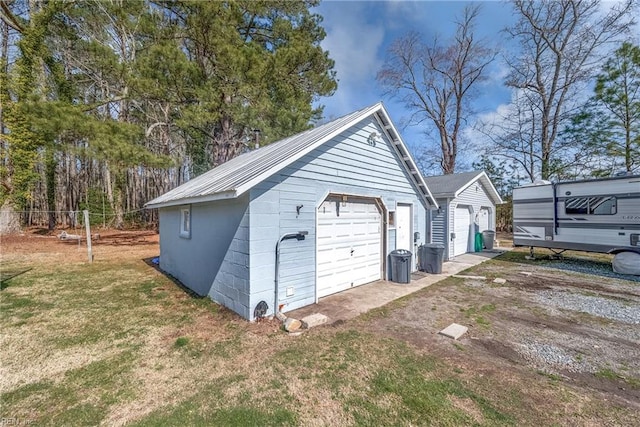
top-left (418, 244), bottom-right (445, 274)
top-left (389, 249), bottom-right (412, 283)
top-left (482, 230), bottom-right (495, 250)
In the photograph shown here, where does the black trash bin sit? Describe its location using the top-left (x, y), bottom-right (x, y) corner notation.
top-left (418, 244), bottom-right (445, 274)
top-left (389, 249), bottom-right (412, 283)
top-left (482, 230), bottom-right (496, 250)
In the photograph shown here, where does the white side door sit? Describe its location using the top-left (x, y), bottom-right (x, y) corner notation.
top-left (454, 206), bottom-right (471, 256)
top-left (396, 204), bottom-right (412, 251)
top-left (478, 208), bottom-right (490, 232)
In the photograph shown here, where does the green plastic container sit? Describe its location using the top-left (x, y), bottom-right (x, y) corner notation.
top-left (474, 233), bottom-right (483, 252)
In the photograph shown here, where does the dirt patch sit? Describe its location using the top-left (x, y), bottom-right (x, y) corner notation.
top-left (506, 271), bottom-right (640, 298)
top-left (1, 228), bottom-right (159, 266)
top-left (473, 338), bottom-right (524, 365)
top-left (365, 250), bottom-right (640, 413)
top-left (564, 371), bottom-right (640, 402)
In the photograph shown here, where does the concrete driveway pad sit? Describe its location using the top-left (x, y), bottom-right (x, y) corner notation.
top-left (287, 250), bottom-right (506, 325)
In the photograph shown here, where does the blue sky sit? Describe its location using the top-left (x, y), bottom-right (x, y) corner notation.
top-left (312, 0), bottom-right (517, 172)
top-left (312, 0), bottom-right (640, 176)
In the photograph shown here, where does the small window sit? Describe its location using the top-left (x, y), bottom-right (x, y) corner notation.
top-left (388, 211), bottom-right (396, 228)
top-left (565, 196), bottom-right (616, 215)
top-left (180, 206), bottom-right (191, 238)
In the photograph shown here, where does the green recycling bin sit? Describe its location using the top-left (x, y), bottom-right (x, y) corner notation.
top-left (474, 233), bottom-right (483, 252)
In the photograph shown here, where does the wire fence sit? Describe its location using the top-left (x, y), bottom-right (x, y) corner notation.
top-left (8, 208), bottom-right (156, 230)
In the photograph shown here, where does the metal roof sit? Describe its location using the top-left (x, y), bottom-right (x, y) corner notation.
top-left (422, 171), bottom-right (504, 205)
top-left (145, 102), bottom-right (437, 209)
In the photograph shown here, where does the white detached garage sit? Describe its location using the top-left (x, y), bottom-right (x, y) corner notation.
top-left (423, 171), bottom-right (503, 260)
top-left (146, 103), bottom-right (437, 320)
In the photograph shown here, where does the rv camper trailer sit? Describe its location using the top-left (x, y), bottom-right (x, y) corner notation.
top-left (512, 174), bottom-right (640, 273)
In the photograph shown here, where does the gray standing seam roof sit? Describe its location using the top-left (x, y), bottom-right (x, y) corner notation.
top-left (422, 171), bottom-right (483, 197)
top-left (422, 171), bottom-right (503, 204)
top-left (145, 103), bottom-right (437, 209)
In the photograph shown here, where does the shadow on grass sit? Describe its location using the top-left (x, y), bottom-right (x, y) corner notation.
top-left (0, 268), bottom-right (33, 290)
top-left (495, 250), bottom-right (640, 283)
top-left (142, 257), bottom-right (206, 299)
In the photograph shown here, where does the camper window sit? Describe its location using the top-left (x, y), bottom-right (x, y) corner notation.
top-left (565, 196), bottom-right (616, 215)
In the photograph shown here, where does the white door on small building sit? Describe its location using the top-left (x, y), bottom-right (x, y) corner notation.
top-left (396, 204), bottom-right (412, 251)
top-left (454, 206), bottom-right (471, 256)
top-left (478, 208), bottom-right (490, 232)
top-left (317, 198), bottom-right (382, 298)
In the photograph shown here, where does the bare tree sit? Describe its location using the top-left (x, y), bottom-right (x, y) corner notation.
top-left (478, 93), bottom-right (539, 182)
top-left (477, 88), bottom-right (596, 182)
top-left (504, 0), bottom-right (636, 180)
top-left (377, 5), bottom-right (495, 174)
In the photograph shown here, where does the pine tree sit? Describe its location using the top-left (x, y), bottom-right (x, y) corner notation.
top-left (594, 42), bottom-right (640, 173)
top-left (1, 0), bottom-right (336, 229)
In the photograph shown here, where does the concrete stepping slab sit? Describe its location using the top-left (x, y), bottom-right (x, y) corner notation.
top-left (493, 278), bottom-right (507, 284)
top-left (301, 313), bottom-right (329, 329)
top-left (439, 323), bottom-right (468, 340)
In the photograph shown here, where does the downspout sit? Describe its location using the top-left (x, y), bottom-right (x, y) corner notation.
top-left (274, 231), bottom-right (308, 316)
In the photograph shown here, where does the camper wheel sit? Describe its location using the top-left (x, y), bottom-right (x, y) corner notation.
top-left (611, 251), bottom-right (640, 276)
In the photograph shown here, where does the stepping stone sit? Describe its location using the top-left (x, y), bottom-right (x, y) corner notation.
top-left (519, 271), bottom-right (532, 276)
top-left (284, 317), bottom-right (302, 332)
top-left (493, 278), bottom-right (507, 284)
top-left (439, 323), bottom-right (468, 340)
top-left (301, 313), bottom-right (329, 329)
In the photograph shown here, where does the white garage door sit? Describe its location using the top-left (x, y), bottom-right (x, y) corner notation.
top-left (317, 198), bottom-right (382, 298)
top-left (478, 208), bottom-right (490, 232)
top-left (454, 206), bottom-right (471, 256)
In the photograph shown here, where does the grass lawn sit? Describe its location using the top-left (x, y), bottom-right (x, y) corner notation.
top-left (1, 239), bottom-right (638, 426)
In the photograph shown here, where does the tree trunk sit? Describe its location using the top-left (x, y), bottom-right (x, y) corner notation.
top-left (104, 162), bottom-right (115, 226)
top-left (0, 200), bottom-right (21, 234)
top-left (45, 147), bottom-right (56, 230)
top-left (0, 19), bottom-right (8, 175)
top-left (113, 169), bottom-right (125, 229)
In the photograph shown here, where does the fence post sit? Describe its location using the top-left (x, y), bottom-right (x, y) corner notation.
top-left (84, 210), bottom-right (93, 263)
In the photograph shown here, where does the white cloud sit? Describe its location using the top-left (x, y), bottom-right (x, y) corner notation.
top-left (314, 2), bottom-right (386, 116)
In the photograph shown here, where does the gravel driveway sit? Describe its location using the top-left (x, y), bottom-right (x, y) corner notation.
top-left (364, 249), bottom-right (640, 414)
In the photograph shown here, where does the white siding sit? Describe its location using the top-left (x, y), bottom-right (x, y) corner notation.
top-left (456, 181), bottom-right (496, 228)
top-left (448, 180), bottom-right (496, 258)
top-left (430, 180), bottom-right (496, 259)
